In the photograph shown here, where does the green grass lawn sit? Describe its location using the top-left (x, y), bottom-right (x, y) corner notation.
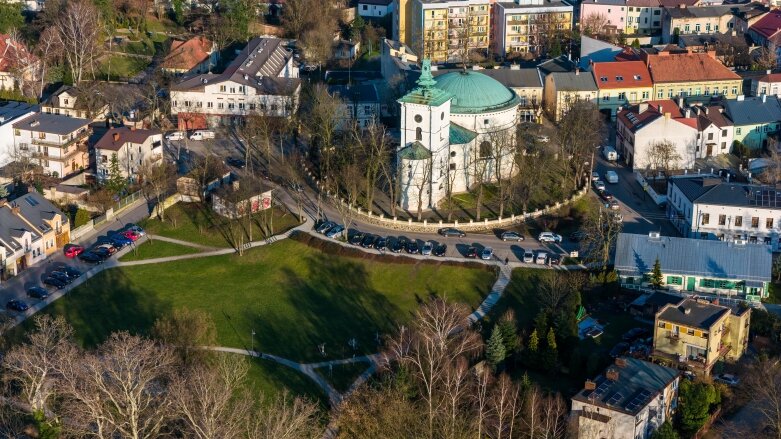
top-left (318, 361), bottom-right (370, 393)
top-left (139, 203), bottom-right (301, 248)
top-left (25, 238), bottom-right (494, 363)
top-left (118, 240), bottom-right (200, 261)
top-left (98, 54), bottom-right (150, 81)
top-left (246, 356), bottom-right (327, 405)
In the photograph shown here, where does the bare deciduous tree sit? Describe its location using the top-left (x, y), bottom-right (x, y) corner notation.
top-left (139, 160), bottom-right (175, 221)
top-left (53, 0), bottom-right (104, 84)
top-left (556, 100), bottom-right (604, 189)
top-left (468, 139), bottom-right (491, 221)
top-left (647, 139), bottom-right (682, 177)
top-left (581, 13), bottom-right (610, 37)
top-left (152, 308), bottom-right (217, 365)
top-left (742, 357), bottom-right (781, 438)
top-left (244, 390), bottom-right (324, 439)
top-left (580, 205), bottom-right (623, 268)
top-left (755, 46), bottom-right (779, 72)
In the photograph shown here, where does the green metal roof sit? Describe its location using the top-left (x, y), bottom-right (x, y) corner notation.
top-left (434, 71), bottom-right (520, 114)
top-left (449, 123), bottom-right (477, 145)
top-left (398, 141), bottom-right (432, 160)
top-left (398, 59), bottom-right (453, 107)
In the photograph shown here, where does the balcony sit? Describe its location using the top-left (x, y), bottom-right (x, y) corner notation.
top-left (664, 331), bottom-right (680, 342)
top-left (31, 130), bottom-right (89, 149)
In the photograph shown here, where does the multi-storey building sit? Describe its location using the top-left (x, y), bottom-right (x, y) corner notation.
top-left (543, 70), bottom-right (598, 122)
top-left (667, 176), bottom-right (781, 252)
top-left (493, 0), bottom-right (573, 57)
top-left (662, 4), bottom-right (750, 43)
top-left (723, 95), bottom-right (781, 150)
top-left (625, 0), bottom-right (663, 35)
top-left (170, 37), bottom-right (301, 129)
top-left (592, 60), bottom-right (653, 118)
top-left (409, 0), bottom-right (491, 63)
top-left (0, 101), bottom-right (37, 167)
top-left (0, 202), bottom-right (44, 280)
top-left (12, 113), bottom-right (90, 178)
top-left (13, 191), bottom-right (71, 257)
top-left (571, 357), bottom-right (680, 439)
top-left (751, 71), bottom-right (781, 97)
top-left (161, 36), bottom-right (218, 76)
top-left (328, 83), bottom-right (381, 130)
top-left (41, 85), bottom-right (109, 120)
top-left (94, 126), bottom-right (163, 183)
top-left (579, 0), bottom-right (628, 35)
top-left (642, 50), bottom-right (742, 100)
top-left (652, 297), bottom-right (750, 374)
top-left (616, 232), bottom-right (771, 299)
top-left (358, 0), bottom-right (395, 17)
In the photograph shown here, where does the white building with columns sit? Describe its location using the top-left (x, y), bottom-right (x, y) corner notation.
top-left (397, 60), bottom-right (520, 212)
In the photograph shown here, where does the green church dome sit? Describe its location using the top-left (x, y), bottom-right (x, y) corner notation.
top-left (434, 71), bottom-right (519, 114)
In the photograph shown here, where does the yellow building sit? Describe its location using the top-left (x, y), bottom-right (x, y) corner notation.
top-left (642, 51), bottom-right (743, 101)
top-left (543, 70), bottom-right (598, 122)
top-left (494, 0), bottom-right (573, 58)
top-left (652, 298), bottom-right (750, 375)
top-left (409, 0), bottom-right (491, 63)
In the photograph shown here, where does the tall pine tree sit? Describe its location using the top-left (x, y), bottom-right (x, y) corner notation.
top-left (651, 256), bottom-right (664, 288)
top-left (486, 326), bottom-right (506, 371)
top-left (542, 327), bottom-right (558, 371)
top-left (105, 153), bottom-right (127, 196)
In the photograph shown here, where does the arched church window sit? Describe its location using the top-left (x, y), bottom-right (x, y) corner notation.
top-left (479, 141), bottom-right (492, 158)
top-left (450, 151), bottom-right (456, 157)
top-left (441, 112), bottom-right (445, 120)
top-left (414, 114), bottom-right (422, 123)
top-left (416, 127), bottom-right (422, 140)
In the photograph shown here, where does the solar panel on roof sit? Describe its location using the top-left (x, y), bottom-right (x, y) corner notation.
top-left (607, 392), bottom-right (623, 406)
top-left (24, 196), bottom-right (39, 207)
top-left (625, 389), bottom-right (652, 412)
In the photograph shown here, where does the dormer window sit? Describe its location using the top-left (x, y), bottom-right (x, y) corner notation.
top-left (634, 75), bottom-right (641, 80)
top-left (600, 76), bottom-right (608, 82)
top-left (616, 76), bottom-right (624, 81)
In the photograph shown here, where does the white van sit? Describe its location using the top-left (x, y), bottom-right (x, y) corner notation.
top-left (605, 170), bottom-right (619, 184)
top-left (603, 146), bottom-right (618, 161)
top-left (535, 251), bottom-right (548, 265)
top-left (165, 131), bottom-right (185, 141)
top-left (189, 130), bottom-right (215, 141)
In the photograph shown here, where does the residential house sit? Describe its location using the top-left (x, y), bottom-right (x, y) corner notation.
top-left (652, 297), bottom-right (750, 374)
top-left (592, 60), bottom-right (653, 118)
top-left (12, 191), bottom-right (70, 256)
top-left (380, 38), bottom-right (419, 83)
top-left (333, 39), bottom-right (361, 61)
top-left (677, 32), bottom-right (751, 66)
top-left (748, 9), bottom-right (781, 64)
top-left (0, 101), bottom-right (37, 167)
top-left (0, 34), bottom-right (37, 92)
top-left (93, 126), bottom-right (163, 182)
top-left (616, 231), bottom-right (772, 298)
top-left (212, 179), bottom-right (274, 219)
top-left (667, 175), bottom-right (781, 251)
top-left (0, 202), bottom-right (44, 280)
top-left (751, 70), bottom-right (781, 96)
top-left (723, 95), bottom-right (781, 149)
top-left (571, 357), bottom-right (680, 439)
top-left (358, 0), bottom-right (395, 17)
top-left (643, 50), bottom-right (742, 100)
top-left (615, 100), bottom-right (698, 169)
top-left (41, 85), bottom-right (109, 120)
top-left (690, 103), bottom-right (734, 158)
top-left (626, 0), bottom-right (664, 36)
top-left (579, 0), bottom-right (628, 36)
top-left (662, 4), bottom-right (752, 44)
top-left (12, 113), bottom-right (91, 178)
top-left (537, 54), bottom-right (577, 78)
top-left (543, 70), bottom-right (598, 122)
top-left (170, 37), bottom-right (301, 130)
top-left (493, 0), bottom-right (573, 57)
top-left (629, 291), bottom-right (684, 320)
top-left (328, 83), bottom-right (381, 129)
top-left (409, 0), bottom-right (491, 63)
top-left (161, 36), bottom-right (218, 76)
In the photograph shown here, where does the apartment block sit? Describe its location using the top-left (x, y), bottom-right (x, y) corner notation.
top-left (494, 0), bottom-right (573, 57)
top-left (94, 126), bottom-right (163, 183)
top-left (12, 113), bottom-right (90, 178)
top-left (409, 0), bottom-right (491, 63)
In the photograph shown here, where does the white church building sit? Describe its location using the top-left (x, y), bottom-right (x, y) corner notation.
top-left (397, 61), bottom-right (521, 211)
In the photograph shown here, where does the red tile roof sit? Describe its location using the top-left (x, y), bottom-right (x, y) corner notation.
top-left (646, 99), bottom-right (684, 118)
top-left (658, 0), bottom-right (698, 7)
top-left (162, 37), bottom-right (213, 71)
top-left (94, 126), bottom-right (162, 152)
top-left (750, 9), bottom-right (781, 40)
top-left (0, 34), bottom-right (35, 73)
top-left (758, 73), bottom-right (781, 82)
top-left (617, 100), bottom-right (699, 132)
top-left (592, 61), bottom-right (652, 89)
top-left (645, 52), bottom-right (740, 83)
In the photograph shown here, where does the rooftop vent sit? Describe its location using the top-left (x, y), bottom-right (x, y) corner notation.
top-left (113, 132), bottom-right (120, 142)
top-left (606, 368), bottom-right (619, 381)
top-left (585, 380), bottom-right (596, 390)
top-left (615, 357), bottom-right (627, 368)
top-left (649, 231), bottom-right (661, 239)
top-left (30, 120), bottom-right (39, 127)
top-left (680, 306), bottom-right (691, 315)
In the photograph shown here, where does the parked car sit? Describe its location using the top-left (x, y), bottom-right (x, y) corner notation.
top-left (49, 271), bottom-right (72, 284)
top-left (58, 266), bottom-right (81, 278)
top-left (465, 246), bottom-right (478, 258)
top-left (535, 251), bottom-right (548, 265)
top-left (609, 342), bottom-right (630, 358)
top-left (480, 247), bottom-right (494, 260)
top-left (27, 286), bottom-right (49, 299)
top-left (127, 225), bottom-right (145, 236)
top-left (605, 170), bottom-right (619, 184)
top-left (608, 199), bottom-right (620, 210)
top-left (110, 234), bottom-right (132, 248)
top-left (548, 254), bottom-right (561, 265)
top-left (593, 180), bottom-right (606, 191)
top-left (226, 157), bottom-right (246, 169)
top-left (325, 225), bottom-right (344, 239)
top-left (64, 245), bottom-right (84, 258)
top-left (406, 240), bottom-right (420, 254)
top-left (390, 238), bottom-right (404, 253)
top-left (500, 231), bottom-right (524, 241)
top-left (123, 230), bottom-right (141, 241)
top-left (585, 326), bottom-right (603, 339)
top-left (92, 247), bottom-right (112, 259)
top-left (316, 221), bottom-right (335, 234)
top-left (421, 241), bottom-right (433, 256)
top-left (78, 252), bottom-right (103, 264)
top-left (603, 146), bottom-right (618, 161)
top-left (165, 131), bottom-right (186, 140)
top-left (43, 277), bottom-right (67, 289)
top-left (538, 232), bottom-right (562, 243)
top-left (598, 189), bottom-right (613, 201)
top-left (53, 269), bottom-right (79, 281)
top-left (97, 244), bottom-right (117, 255)
top-left (433, 244), bottom-right (447, 257)
top-left (189, 130), bottom-right (215, 141)
top-left (522, 250), bottom-right (534, 263)
top-left (591, 171), bottom-right (600, 181)
top-left (6, 299), bottom-right (29, 312)
top-left (715, 374), bottom-right (739, 386)
top-left (361, 234), bottom-right (376, 248)
top-left (349, 232), bottom-right (364, 245)
top-left (439, 228), bottom-right (466, 238)
top-left (375, 237), bottom-right (387, 251)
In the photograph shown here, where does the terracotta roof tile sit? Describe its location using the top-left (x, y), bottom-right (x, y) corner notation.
top-left (0, 34), bottom-right (35, 73)
top-left (94, 126), bottom-right (162, 152)
top-left (162, 36), bottom-right (213, 71)
top-left (592, 61), bottom-right (652, 89)
top-left (750, 9), bottom-right (781, 39)
top-left (758, 73), bottom-right (781, 82)
top-left (646, 52), bottom-right (740, 83)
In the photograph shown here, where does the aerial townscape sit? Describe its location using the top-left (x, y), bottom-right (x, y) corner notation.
top-left (5, 0), bottom-right (781, 437)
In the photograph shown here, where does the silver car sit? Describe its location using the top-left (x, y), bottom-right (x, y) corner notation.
top-left (421, 241), bottom-right (433, 256)
top-left (523, 250), bottom-right (534, 263)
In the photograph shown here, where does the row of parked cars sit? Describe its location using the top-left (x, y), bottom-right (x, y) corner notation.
top-left (438, 227), bottom-right (564, 244)
top-left (6, 264), bottom-right (84, 313)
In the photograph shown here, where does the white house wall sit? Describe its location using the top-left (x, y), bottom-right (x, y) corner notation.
top-left (630, 117), bottom-right (698, 170)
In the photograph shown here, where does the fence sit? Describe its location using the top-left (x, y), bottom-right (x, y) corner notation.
top-left (70, 190), bottom-right (144, 241)
top-left (149, 193), bottom-right (183, 219)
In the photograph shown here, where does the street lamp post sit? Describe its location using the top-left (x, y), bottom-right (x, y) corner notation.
top-left (251, 329), bottom-right (255, 353)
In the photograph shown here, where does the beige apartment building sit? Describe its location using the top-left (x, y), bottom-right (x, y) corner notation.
top-left (493, 0), bottom-right (573, 57)
top-left (408, 0), bottom-right (491, 63)
top-left (652, 298), bottom-right (750, 375)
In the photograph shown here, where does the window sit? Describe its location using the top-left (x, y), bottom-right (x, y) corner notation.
top-left (362, 4), bottom-right (367, 9)
top-left (414, 114), bottom-right (422, 123)
top-left (618, 92), bottom-right (626, 100)
top-left (731, 87), bottom-right (738, 96)
top-left (695, 24), bottom-right (700, 32)
top-left (642, 91), bottom-right (649, 99)
top-left (38, 132), bottom-right (45, 139)
top-left (602, 94), bottom-right (610, 102)
top-left (719, 214), bottom-right (726, 226)
top-left (450, 151), bottom-right (456, 157)
top-left (667, 276), bottom-right (683, 285)
top-left (708, 132), bottom-right (714, 140)
top-left (479, 141), bottom-right (492, 158)
top-left (654, 9), bottom-right (660, 14)
top-left (752, 217), bottom-right (759, 228)
top-left (218, 102), bottom-right (224, 109)
top-left (616, 75), bottom-right (624, 81)
top-left (219, 85), bottom-right (226, 92)
top-left (600, 76), bottom-right (608, 82)
top-left (768, 218), bottom-right (774, 228)
top-left (230, 88), bottom-right (235, 93)
top-left (207, 102), bottom-right (213, 108)
top-left (736, 128), bottom-right (742, 135)
top-left (687, 328), bottom-right (695, 335)
top-left (416, 127), bottom-right (422, 140)
top-left (449, 163), bottom-right (456, 170)
top-left (702, 213), bottom-right (709, 225)
top-left (249, 103), bottom-right (255, 110)
top-left (735, 216), bottom-right (743, 227)
top-left (657, 90), bottom-right (664, 99)
top-left (13, 129), bottom-right (19, 136)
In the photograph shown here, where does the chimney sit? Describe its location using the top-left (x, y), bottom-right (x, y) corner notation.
top-left (704, 106), bottom-right (709, 115)
top-left (11, 205), bottom-right (20, 215)
top-left (658, 104), bottom-right (663, 113)
top-left (768, 69), bottom-right (773, 75)
top-left (575, 67), bottom-right (580, 76)
top-left (639, 102), bottom-right (649, 113)
top-left (682, 306), bottom-right (692, 315)
top-left (606, 368), bottom-right (620, 381)
top-left (763, 94), bottom-right (768, 103)
top-left (706, 50), bottom-right (716, 59)
top-left (615, 357), bottom-right (628, 367)
top-left (585, 380), bottom-right (596, 390)
top-left (130, 126), bottom-right (136, 131)
top-left (737, 95), bottom-right (745, 101)
top-left (678, 3), bottom-right (686, 7)
top-left (664, 112), bottom-right (671, 120)
top-left (112, 132), bottom-right (120, 142)
top-left (685, 108), bottom-right (691, 118)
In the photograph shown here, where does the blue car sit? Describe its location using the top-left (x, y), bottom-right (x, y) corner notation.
top-left (110, 234), bottom-right (132, 248)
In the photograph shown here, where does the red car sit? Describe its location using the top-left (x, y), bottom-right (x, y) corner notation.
top-left (123, 230), bottom-right (141, 241)
top-left (64, 245), bottom-right (84, 258)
